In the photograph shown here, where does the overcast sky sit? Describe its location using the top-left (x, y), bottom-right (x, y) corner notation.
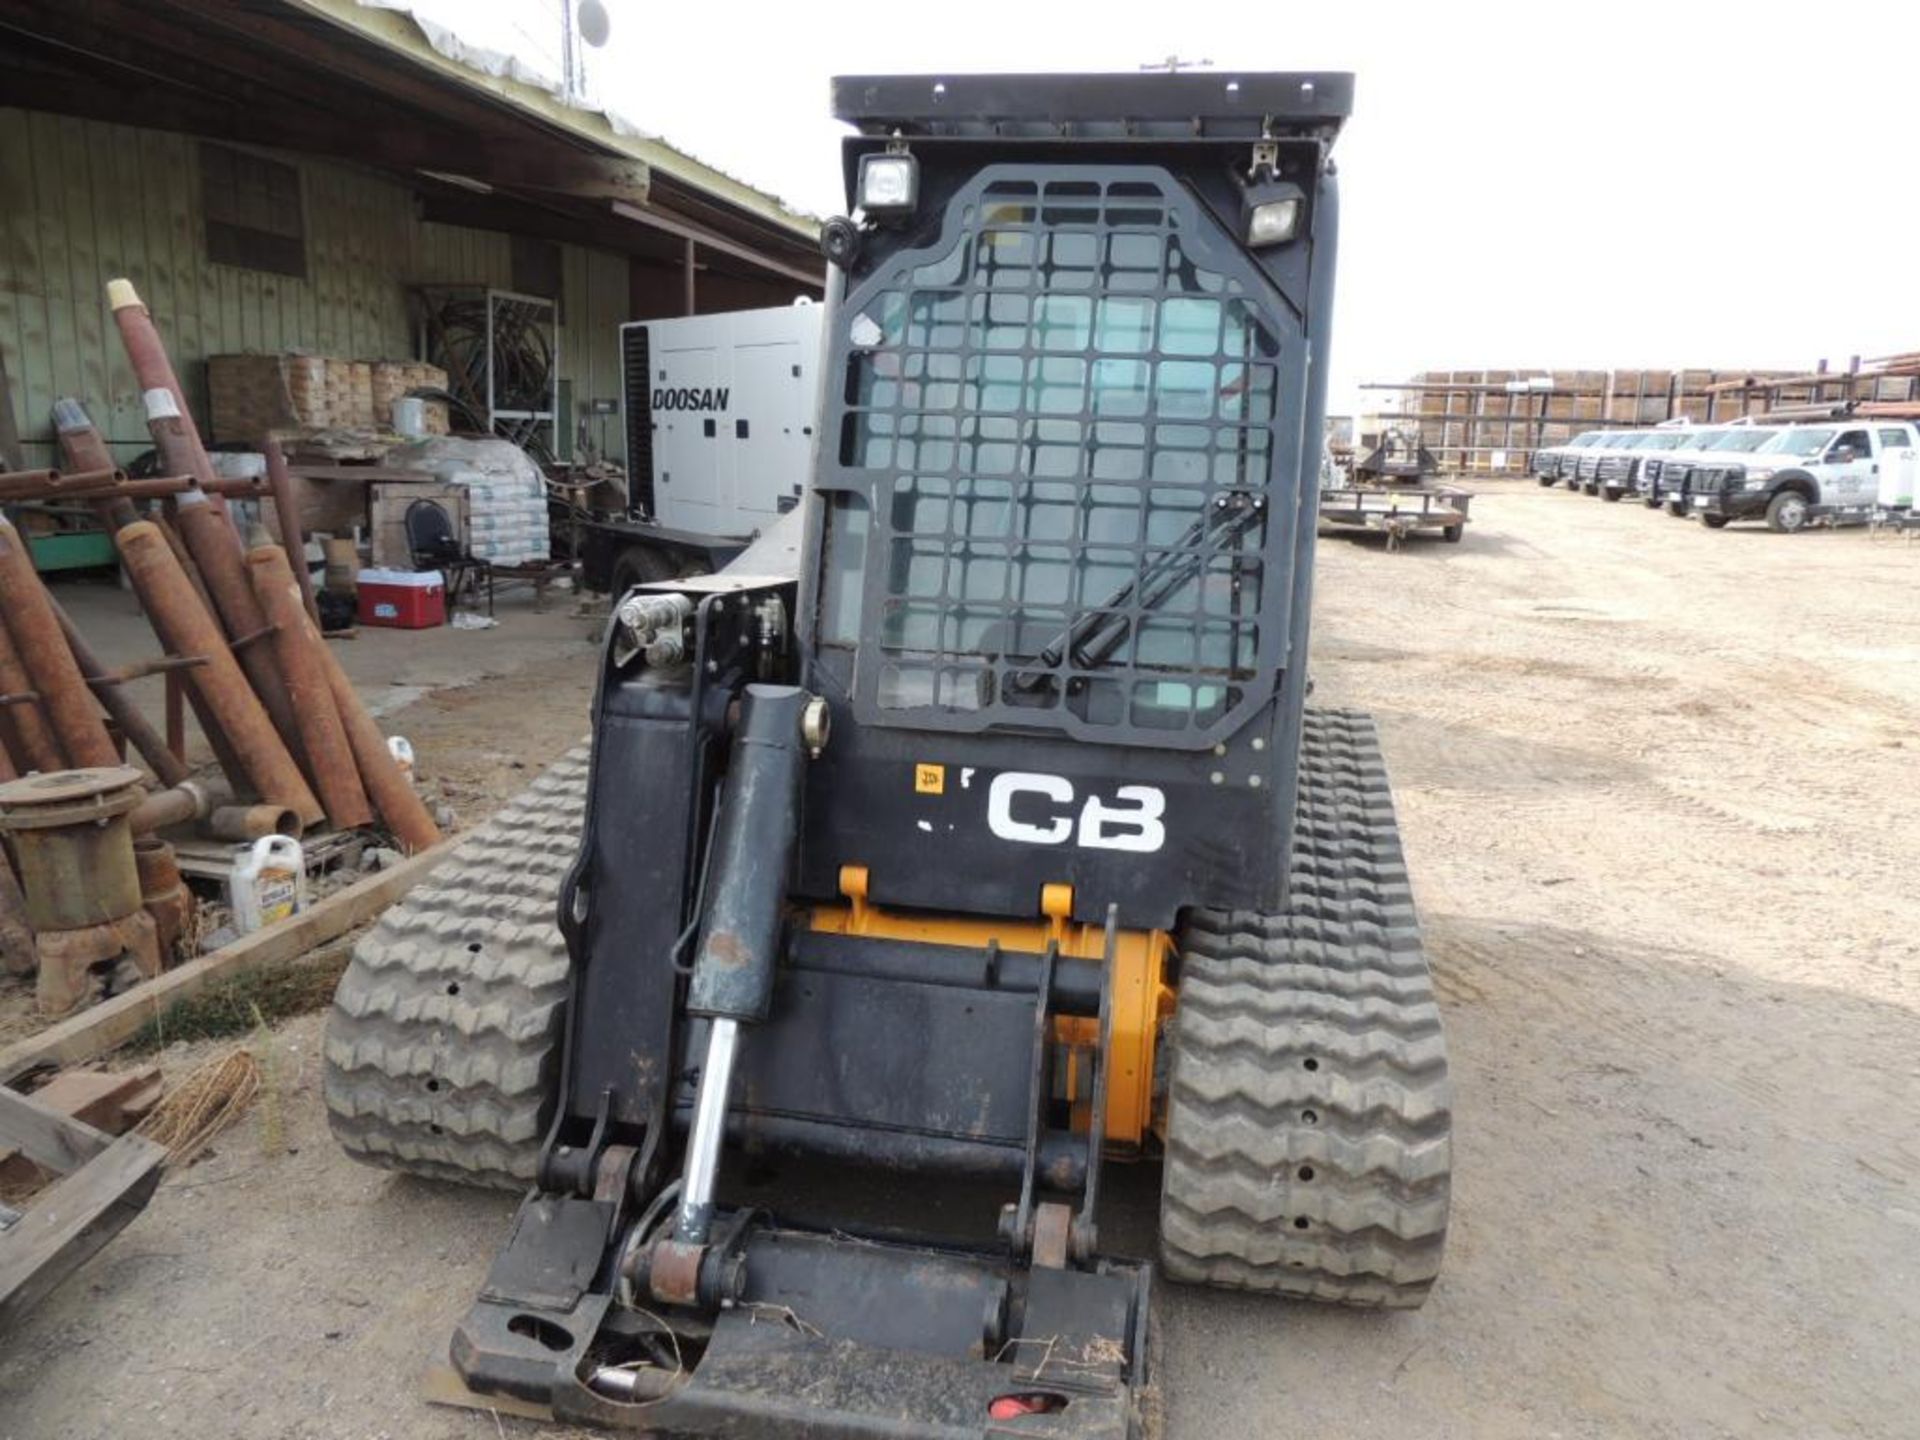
top-left (412, 0), bottom-right (1920, 412)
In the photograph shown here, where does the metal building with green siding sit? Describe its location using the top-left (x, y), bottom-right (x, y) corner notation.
top-left (0, 0), bottom-right (822, 475)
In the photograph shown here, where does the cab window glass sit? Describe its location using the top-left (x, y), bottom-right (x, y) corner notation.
top-left (830, 172), bottom-right (1285, 739)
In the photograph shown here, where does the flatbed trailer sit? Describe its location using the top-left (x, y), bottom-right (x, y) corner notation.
top-left (1319, 482), bottom-right (1471, 543)
top-left (574, 513), bottom-right (746, 593)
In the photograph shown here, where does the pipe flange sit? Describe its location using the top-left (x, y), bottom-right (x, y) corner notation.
top-left (0, 765), bottom-right (146, 831)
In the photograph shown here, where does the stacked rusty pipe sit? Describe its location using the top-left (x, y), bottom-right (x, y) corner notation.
top-left (113, 520), bottom-right (324, 829)
top-left (56, 399), bottom-right (253, 793)
top-left (0, 519), bottom-right (120, 771)
top-left (171, 487), bottom-right (307, 758)
top-left (0, 533), bottom-right (220, 839)
top-left (246, 545), bottom-right (372, 829)
top-left (243, 542), bottom-right (437, 851)
top-left (45, 391), bottom-right (317, 830)
top-left (0, 290), bottom-right (448, 1014)
top-left (109, 282), bottom-right (317, 780)
top-left (0, 598), bottom-right (63, 775)
top-left (100, 278), bottom-right (439, 853)
top-left (106, 278), bottom-right (227, 518)
top-left (0, 467), bottom-right (268, 507)
top-left (0, 533), bottom-right (212, 958)
top-left (49, 396), bottom-right (138, 530)
top-left (52, 597), bottom-right (194, 791)
top-left (133, 837), bottom-right (195, 964)
top-left (0, 280), bottom-right (443, 864)
top-left (263, 438), bottom-right (319, 625)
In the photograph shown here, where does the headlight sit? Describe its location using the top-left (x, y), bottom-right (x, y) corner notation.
top-left (1740, 468), bottom-right (1773, 488)
top-left (1241, 179), bottom-right (1306, 247)
top-left (857, 153), bottom-right (919, 218)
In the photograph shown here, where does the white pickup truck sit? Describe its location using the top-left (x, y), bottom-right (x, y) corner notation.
top-left (1688, 421), bottom-right (1920, 531)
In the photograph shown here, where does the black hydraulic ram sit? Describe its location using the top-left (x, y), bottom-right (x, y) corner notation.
top-left (674, 684), bottom-right (824, 1246)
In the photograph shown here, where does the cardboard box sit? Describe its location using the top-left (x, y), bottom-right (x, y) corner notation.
top-left (208, 354), bottom-right (449, 443)
top-left (370, 361), bottom-right (450, 433)
top-left (208, 353), bottom-right (327, 438)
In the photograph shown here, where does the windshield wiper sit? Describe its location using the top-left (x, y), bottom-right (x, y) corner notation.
top-left (1006, 492), bottom-right (1264, 693)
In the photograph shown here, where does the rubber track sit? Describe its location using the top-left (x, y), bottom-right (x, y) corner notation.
top-left (323, 745), bottom-right (588, 1189)
top-left (1159, 707), bottom-right (1452, 1308)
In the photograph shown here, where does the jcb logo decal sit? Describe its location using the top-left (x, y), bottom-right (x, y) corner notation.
top-left (986, 772), bottom-right (1166, 854)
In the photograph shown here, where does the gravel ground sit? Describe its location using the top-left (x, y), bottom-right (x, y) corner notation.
top-left (3, 482), bottom-right (1917, 1439)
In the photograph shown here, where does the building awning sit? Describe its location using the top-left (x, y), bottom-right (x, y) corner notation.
top-left (0, 0), bottom-right (824, 288)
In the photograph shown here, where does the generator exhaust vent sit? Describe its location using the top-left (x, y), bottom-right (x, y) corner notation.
top-left (621, 323), bottom-right (656, 518)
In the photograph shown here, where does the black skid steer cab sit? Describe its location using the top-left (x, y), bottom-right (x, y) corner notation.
top-left (323, 70), bottom-right (1452, 1438)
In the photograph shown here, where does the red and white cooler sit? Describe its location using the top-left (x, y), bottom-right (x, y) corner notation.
top-left (355, 568), bottom-right (446, 629)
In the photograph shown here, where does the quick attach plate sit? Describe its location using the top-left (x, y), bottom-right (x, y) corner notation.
top-left (445, 1213), bottom-right (1153, 1438)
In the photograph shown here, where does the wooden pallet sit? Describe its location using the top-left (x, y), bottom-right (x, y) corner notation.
top-left (0, 1084), bottom-right (165, 1329)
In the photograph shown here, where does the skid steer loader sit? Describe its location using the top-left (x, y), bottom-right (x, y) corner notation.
top-left (324, 70), bottom-right (1451, 1437)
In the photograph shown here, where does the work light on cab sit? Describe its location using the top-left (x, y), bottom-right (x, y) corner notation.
top-left (857, 151), bottom-right (918, 218)
top-left (1241, 177), bottom-right (1305, 247)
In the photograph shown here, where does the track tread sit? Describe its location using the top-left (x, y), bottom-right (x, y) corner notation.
top-left (322, 744), bottom-right (589, 1190)
top-left (1159, 707), bottom-right (1452, 1309)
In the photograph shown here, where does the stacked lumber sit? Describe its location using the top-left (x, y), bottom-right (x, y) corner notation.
top-left (1370, 359), bottom-right (1920, 474)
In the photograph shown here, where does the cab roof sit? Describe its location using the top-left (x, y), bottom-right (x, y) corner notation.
top-left (832, 72), bottom-right (1353, 144)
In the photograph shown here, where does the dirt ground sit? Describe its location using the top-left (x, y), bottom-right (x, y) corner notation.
top-left (4, 483), bottom-right (1918, 1439)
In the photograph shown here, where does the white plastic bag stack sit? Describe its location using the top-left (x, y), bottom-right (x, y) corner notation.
top-left (382, 436), bottom-right (551, 566)
top-left (441, 466), bottom-right (549, 564)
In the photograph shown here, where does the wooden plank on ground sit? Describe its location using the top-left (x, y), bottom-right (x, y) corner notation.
top-left (0, 1067), bottom-right (162, 1186)
top-left (0, 1086), bottom-right (109, 1174)
top-left (0, 1130), bottom-right (166, 1330)
top-left (0, 841), bottom-right (453, 1082)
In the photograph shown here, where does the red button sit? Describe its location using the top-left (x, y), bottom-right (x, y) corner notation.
top-left (989, 1394), bottom-right (1064, 1420)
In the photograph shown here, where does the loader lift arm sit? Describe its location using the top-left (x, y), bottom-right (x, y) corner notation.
top-left (449, 579), bottom-right (1152, 1435)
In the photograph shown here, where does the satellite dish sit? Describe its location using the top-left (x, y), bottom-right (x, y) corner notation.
top-left (577, 0), bottom-right (611, 47)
